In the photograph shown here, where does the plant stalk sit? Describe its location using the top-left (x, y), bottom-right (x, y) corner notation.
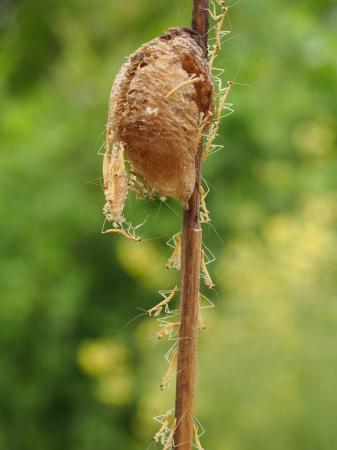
top-left (173, 1), bottom-right (210, 448)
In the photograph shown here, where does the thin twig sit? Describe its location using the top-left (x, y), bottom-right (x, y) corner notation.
top-left (173, 1), bottom-right (210, 449)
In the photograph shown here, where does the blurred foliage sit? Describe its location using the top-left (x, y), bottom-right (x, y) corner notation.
top-left (1, 0), bottom-right (337, 448)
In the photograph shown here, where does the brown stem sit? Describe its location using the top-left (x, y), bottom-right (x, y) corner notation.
top-left (173, 1), bottom-right (210, 449)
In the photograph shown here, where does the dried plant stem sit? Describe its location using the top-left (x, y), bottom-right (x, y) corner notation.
top-left (173, 1), bottom-right (210, 449)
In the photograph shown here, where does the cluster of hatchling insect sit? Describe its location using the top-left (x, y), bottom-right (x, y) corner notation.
top-left (101, 2), bottom-right (234, 448)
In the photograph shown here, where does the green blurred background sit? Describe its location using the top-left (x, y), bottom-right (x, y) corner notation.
top-left (1, 0), bottom-right (337, 448)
